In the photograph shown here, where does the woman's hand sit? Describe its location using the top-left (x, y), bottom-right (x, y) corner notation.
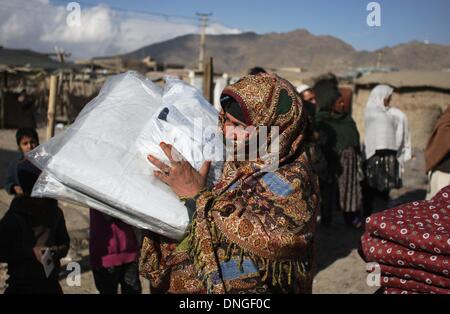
top-left (147, 142), bottom-right (211, 199)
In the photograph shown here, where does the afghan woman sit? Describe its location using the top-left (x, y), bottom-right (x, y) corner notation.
top-left (139, 73), bottom-right (320, 294)
top-left (314, 78), bottom-right (363, 228)
top-left (363, 85), bottom-right (411, 215)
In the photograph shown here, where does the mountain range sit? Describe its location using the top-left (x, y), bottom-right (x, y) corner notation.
top-left (121, 29), bottom-right (450, 74)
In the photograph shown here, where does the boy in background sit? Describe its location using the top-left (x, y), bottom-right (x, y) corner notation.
top-left (4, 128), bottom-right (39, 196)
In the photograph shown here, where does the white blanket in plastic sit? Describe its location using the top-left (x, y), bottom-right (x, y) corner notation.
top-left (29, 71), bottom-right (222, 240)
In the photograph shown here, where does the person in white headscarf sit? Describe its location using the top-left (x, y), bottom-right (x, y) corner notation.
top-left (297, 84), bottom-right (317, 105)
top-left (363, 85), bottom-right (411, 215)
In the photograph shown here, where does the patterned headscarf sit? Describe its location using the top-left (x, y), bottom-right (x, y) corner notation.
top-left (215, 73), bottom-right (309, 192)
top-left (187, 73), bottom-right (320, 293)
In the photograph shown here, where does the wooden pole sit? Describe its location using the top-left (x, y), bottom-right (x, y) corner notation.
top-left (0, 91), bottom-right (3, 129)
top-left (196, 13), bottom-right (211, 71)
top-left (46, 75), bottom-right (58, 140)
top-left (58, 71), bottom-right (63, 117)
top-left (0, 71), bottom-right (6, 128)
top-left (203, 57), bottom-right (213, 104)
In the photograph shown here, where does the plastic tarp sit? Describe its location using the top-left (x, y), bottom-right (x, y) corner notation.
top-left (29, 71), bottom-right (222, 240)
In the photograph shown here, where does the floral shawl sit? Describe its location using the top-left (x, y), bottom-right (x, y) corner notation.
top-left (140, 73), bottom-right (320, 294)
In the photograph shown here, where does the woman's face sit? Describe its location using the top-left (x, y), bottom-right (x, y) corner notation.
top-left (220, 110), bottom-right (251, 141)
top-left (384, 95), bottom-right (392, 107)
top-left (332, 96), bottom-right (345, 113)
top-left (301, 90), bottom-right (317, 105)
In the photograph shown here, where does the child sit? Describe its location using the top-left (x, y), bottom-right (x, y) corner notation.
top-left (0, 160), bottom-right (70, 294)
top-left (89, 209), bottom-right (142, 294)
top-left (4, 128), bottom-right (39, 196)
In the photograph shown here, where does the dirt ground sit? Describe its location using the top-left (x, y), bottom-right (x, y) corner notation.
top-left (0, 128), bottom-right (426, 294)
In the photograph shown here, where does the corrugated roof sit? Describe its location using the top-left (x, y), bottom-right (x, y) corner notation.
top-left (355, 71), bottom-right (450, 90)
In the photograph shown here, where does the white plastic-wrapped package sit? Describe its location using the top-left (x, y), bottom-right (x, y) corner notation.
top-left (33, 170), bottom-right (159, 231)
top-left (29, 71), bottom-right (221, 240)
top-left (136, 77), bottom-right (223, 187)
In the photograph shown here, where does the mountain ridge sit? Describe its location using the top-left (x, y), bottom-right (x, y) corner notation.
top-left (112, 29), bottom-right (450, 73)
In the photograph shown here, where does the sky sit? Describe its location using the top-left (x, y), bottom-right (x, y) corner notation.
top-left (0, 0), bottom-right (449, 59)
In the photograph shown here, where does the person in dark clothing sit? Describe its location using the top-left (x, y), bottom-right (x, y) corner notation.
top-left (297, 84), bottom-right (317, 108)
top-left (313, 79), bottom-right (340, 226)
top-left (314, 77), bottom-right (363, 228)
top-left (0, 160), bottom-right (70, 294)
top-left (297, 84), bottom-right (318, 131)
top-left (4, 128), bottom-right (39, 196)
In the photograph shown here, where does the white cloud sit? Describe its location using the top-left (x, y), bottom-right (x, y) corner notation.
top-left (0, 0), bottom-right (241, 59)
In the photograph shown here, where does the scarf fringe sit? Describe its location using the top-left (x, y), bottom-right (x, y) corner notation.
top-left (187, 215), bottom-right (310, 289)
